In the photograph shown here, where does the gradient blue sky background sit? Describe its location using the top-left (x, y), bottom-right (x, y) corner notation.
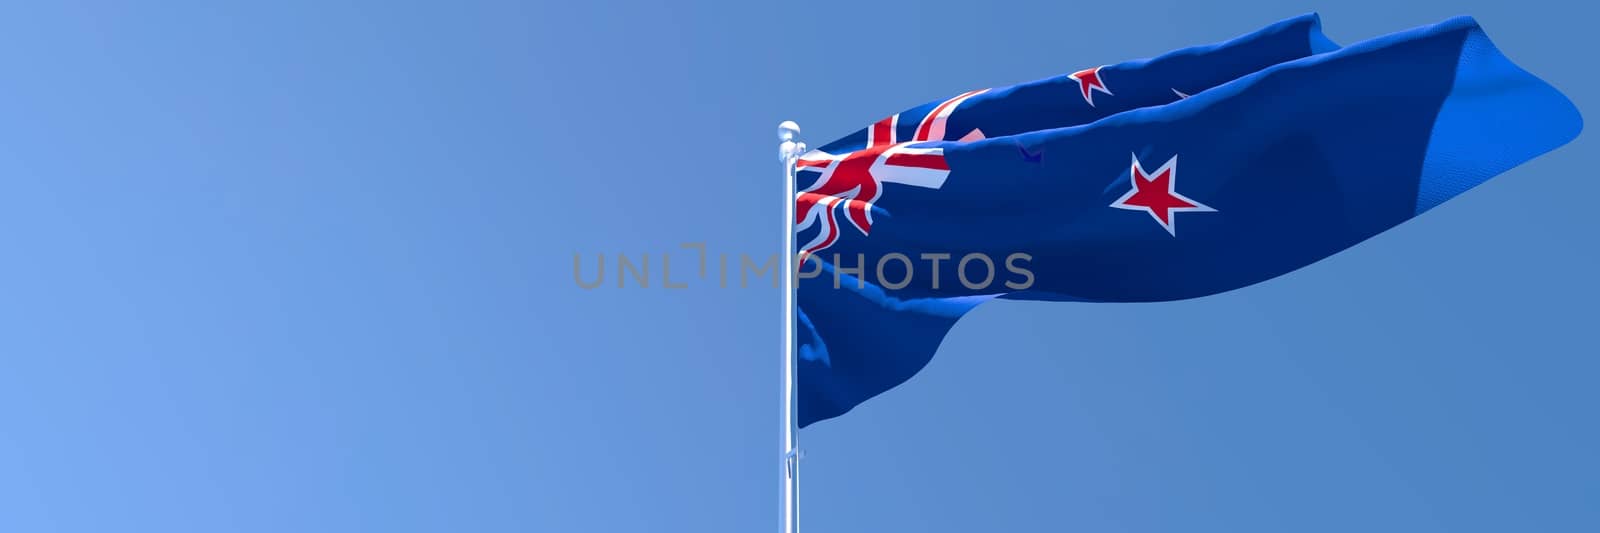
top-left (0, 1), bottom-right (1594, 532)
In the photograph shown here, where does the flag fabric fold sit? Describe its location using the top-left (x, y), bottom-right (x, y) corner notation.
top-left (795, 14), bottom-right (1581, 428)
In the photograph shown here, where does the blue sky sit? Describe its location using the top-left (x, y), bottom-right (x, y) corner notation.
top-left (0, 1), bottom-right (1595, 531)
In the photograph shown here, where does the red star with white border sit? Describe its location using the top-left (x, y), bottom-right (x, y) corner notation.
top-left (1068, 66), bottom-right (1112, 107)
top-left (1110, 154), bottom-right (1215, 235)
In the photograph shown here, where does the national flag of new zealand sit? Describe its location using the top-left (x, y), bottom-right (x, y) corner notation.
top-left (794, 14), bottom-right (1582, 427)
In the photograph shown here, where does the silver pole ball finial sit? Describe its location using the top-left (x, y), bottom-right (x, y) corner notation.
top-left (778, 121), bottom-right (806, 163)
top-left (778, 121), bottom-right (801, 142)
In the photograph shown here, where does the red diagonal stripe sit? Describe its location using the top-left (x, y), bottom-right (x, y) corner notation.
top-left (915, 89), bottom-right (983, 141)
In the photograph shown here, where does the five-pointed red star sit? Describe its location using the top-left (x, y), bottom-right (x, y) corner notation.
top-left (1067, 66), bottom-right (1113, 107)
top-left (1110, 154), bottom-right (1215, 235)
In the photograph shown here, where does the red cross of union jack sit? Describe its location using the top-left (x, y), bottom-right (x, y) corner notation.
top-left (795, 89), bottom-right (989, 254)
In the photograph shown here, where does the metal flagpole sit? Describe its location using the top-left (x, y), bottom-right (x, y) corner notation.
top-left (778, 121), bottom-right (805, 533)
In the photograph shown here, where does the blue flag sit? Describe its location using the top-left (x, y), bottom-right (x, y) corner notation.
top-left (794, 14), bottom-right (1582, 427)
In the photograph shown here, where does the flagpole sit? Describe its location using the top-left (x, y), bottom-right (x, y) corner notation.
top-left (778, 121), bottom-right (805, 533)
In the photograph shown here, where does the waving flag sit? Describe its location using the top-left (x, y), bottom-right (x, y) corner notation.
top-left (795, 14), bottom-right (1581, 427)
